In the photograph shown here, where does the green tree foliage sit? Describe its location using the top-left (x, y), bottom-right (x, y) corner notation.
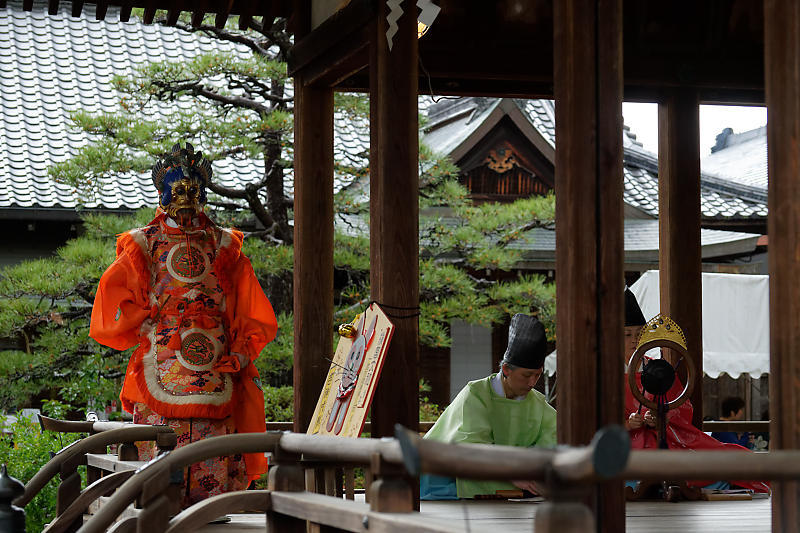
top-left (0, 403), bottom-right (85, 532)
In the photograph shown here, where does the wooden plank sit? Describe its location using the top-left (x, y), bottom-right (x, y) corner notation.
top-left (292, 79), bottom-right (334, 433)
top-left (85, 453), bottom-right (145, 473)
top-left (368, 0), bottom-right (419, 438)
top-left (269, 492), bottom-right (454, 532)
top-left (553, 0), bottom-right (625, 531)
top-left (765, 0), bottom-right (800, 530)
top-left (657, 88), bottom-right (704, 428)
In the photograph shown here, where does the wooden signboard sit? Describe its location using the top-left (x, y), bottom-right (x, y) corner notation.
top-left (308, 303), bottom-right (395, 437)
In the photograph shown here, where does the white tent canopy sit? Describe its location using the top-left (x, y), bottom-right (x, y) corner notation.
top-left (545, 270), bottom-right (770, 378)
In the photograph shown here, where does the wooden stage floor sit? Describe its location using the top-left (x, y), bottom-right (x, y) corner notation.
top-left (197, 497), bottom-right (772, 532)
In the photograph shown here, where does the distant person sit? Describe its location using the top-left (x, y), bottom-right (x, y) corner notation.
top-left (420, 314), bottom-right (556, 500)
top-left (712, 397), bottom-right (754, 449)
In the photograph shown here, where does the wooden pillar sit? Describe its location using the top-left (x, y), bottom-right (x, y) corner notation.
top-left (657, 90), bottom-right (703, 429)
top-left (368, 0), bottom-right (420, 437)
top-left (765, 1), bottom-right (800, 530)
top-left (293, 77), bottom-right (334, 432)
top-left (553, 0), bottom-right (625, 532)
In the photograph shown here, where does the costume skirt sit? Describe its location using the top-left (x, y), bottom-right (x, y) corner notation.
top-left (133, 402), bottom-right (248, 507)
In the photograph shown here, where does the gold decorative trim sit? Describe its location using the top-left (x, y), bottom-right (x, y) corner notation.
top-left (636, 314), bottom-right (687, 351)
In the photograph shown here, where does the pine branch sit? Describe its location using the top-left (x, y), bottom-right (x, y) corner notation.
top-left (171, 20), bottom-right (274, 57)
top-left (496, 219), bottom-right (556, 247)
top-left (150, 80), bottom-right (271, 113)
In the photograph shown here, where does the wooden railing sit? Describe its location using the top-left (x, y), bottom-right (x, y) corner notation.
top-left (77, 426), bottom-right (629, 533)
top-left (702, 420), bottom-right (770, 433)
top-left (18, 416), bottom-right (175, 533)
top-left (264, 421), bottom-right (436, 432)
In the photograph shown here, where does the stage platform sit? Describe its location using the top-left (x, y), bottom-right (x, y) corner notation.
top-left (195, 497), bottom-right (771, 532)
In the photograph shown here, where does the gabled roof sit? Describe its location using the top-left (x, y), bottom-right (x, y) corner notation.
top-left (422, 97), bottom-right (768, 225)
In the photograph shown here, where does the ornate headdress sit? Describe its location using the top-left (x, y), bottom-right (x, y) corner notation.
top-left (636, 314), bottom-right (687, 351)
top-left (151, 143), bottom-right (212, 220)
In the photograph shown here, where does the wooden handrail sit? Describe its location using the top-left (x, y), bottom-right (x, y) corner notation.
top-left (42, 471), bottom-right (135, 533)
top-left (265, 421), bottom-right (436, 432)
top-left (702, 420), bottom-right (770, 432)
top-left (395, 425), bottom-right (631, 483)
top-left (279, 432), bottom-right (404, 464)
top-left (164, 491), bottom-right (271, 533)
top-left (624, 449), bottom-right (800, 481)
top-left (79, 432), bottom-right (283, 533)
top-left (16, 424), bottom-right (174, 507)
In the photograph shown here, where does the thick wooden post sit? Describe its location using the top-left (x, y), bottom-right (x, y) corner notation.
top-left (765, 1), bottom-right (800, 530)
top-left (553, 0), bottom-right (625, 531)
top-left (368, 0), bottom-right (420, 437)
top-left (293, 78), bottom-right (335, 432)
top-left (657, 90), bottom-right (703, 428)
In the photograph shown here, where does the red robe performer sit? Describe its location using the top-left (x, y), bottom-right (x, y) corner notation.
top-left (90, 143), bottom-right (277, 506)
top-left (623, 289), bottom-right (769, 494)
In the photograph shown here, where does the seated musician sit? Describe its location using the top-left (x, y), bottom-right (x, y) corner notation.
top-left (623, 289), bottom-right (769, 494)
top-left (420, 314), bottom-right (557, 500)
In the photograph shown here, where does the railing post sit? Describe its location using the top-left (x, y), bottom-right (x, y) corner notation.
top-left (118, 442), bottom-right (139, 462)
top-left (135, 466), bottom-right (172, 533)
top-left (56, 452), bottom-right (84, 533)
top-left (0, 465), bottom-right (25, 533)
top-left (368, 452), bottom-right (413, 513)
top-left (267, 444), bottom-right (305, 532)
top-left (533, 470), bottom-right (595, 533)
top-left (155, 430), bottom-right (177, 455)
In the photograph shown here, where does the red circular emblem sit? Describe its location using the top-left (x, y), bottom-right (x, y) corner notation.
top-left (170, 246), bottom-right (206, 278)
top-left (181, 332), bottom-right (216, 367)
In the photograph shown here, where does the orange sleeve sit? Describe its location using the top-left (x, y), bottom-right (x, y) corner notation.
top-left (90, 248), bottom-right (150, 351)
top-left (228, 254), bottom-right (278, 363)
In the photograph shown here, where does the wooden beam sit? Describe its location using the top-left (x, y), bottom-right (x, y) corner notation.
top-left (368, 0), bottom-right (419, 438)
top-left (764, 0), bottom-right (800, 530)
top-left (292, 79), bottom-right (334, 433)
top-left (554, 0), bottom-right (625, 531)
top-left (287, 0), bottom-right (375, 77)
top-left (657, 89), bottom-right (703, 429)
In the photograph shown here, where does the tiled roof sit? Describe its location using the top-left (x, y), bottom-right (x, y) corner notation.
top-left (425, 216), bottom-right (759, 262)
top-left (423, 97), bottom-right (768, 224)
top-left (0, 0), bottom-right (371, 212)
top-left (622, 135), bottom-right (767, 220)
top-left (702, 126), bottom-right (768, 191)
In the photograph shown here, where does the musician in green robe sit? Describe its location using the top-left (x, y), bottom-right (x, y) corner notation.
top-left (420, 314), bottom-right (557, 499)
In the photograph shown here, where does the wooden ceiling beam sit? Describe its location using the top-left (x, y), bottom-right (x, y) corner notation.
top-left (119, 3), bottom-right (133, 22)
top-left (95, 0), bottom-right (109, 20)
top-left (287, 0), bottom-right (375, 77)
top-left (166, 8), bottom-right (181, 25)
top-left (214, 10), bottom-right (229, 28)
top-left (70, 0), bottom-right (83, 17)
top-left (142, 3), bottom-right (158, 23)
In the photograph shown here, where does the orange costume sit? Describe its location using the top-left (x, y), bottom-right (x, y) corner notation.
top-left (90, 143), bottom-right (276, 504)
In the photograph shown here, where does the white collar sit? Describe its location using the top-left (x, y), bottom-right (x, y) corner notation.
top-left (491, 373), bottom-right (526, 401)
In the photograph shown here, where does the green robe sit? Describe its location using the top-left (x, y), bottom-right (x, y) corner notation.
top-left (424, 373), bottom-right (557, 498)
